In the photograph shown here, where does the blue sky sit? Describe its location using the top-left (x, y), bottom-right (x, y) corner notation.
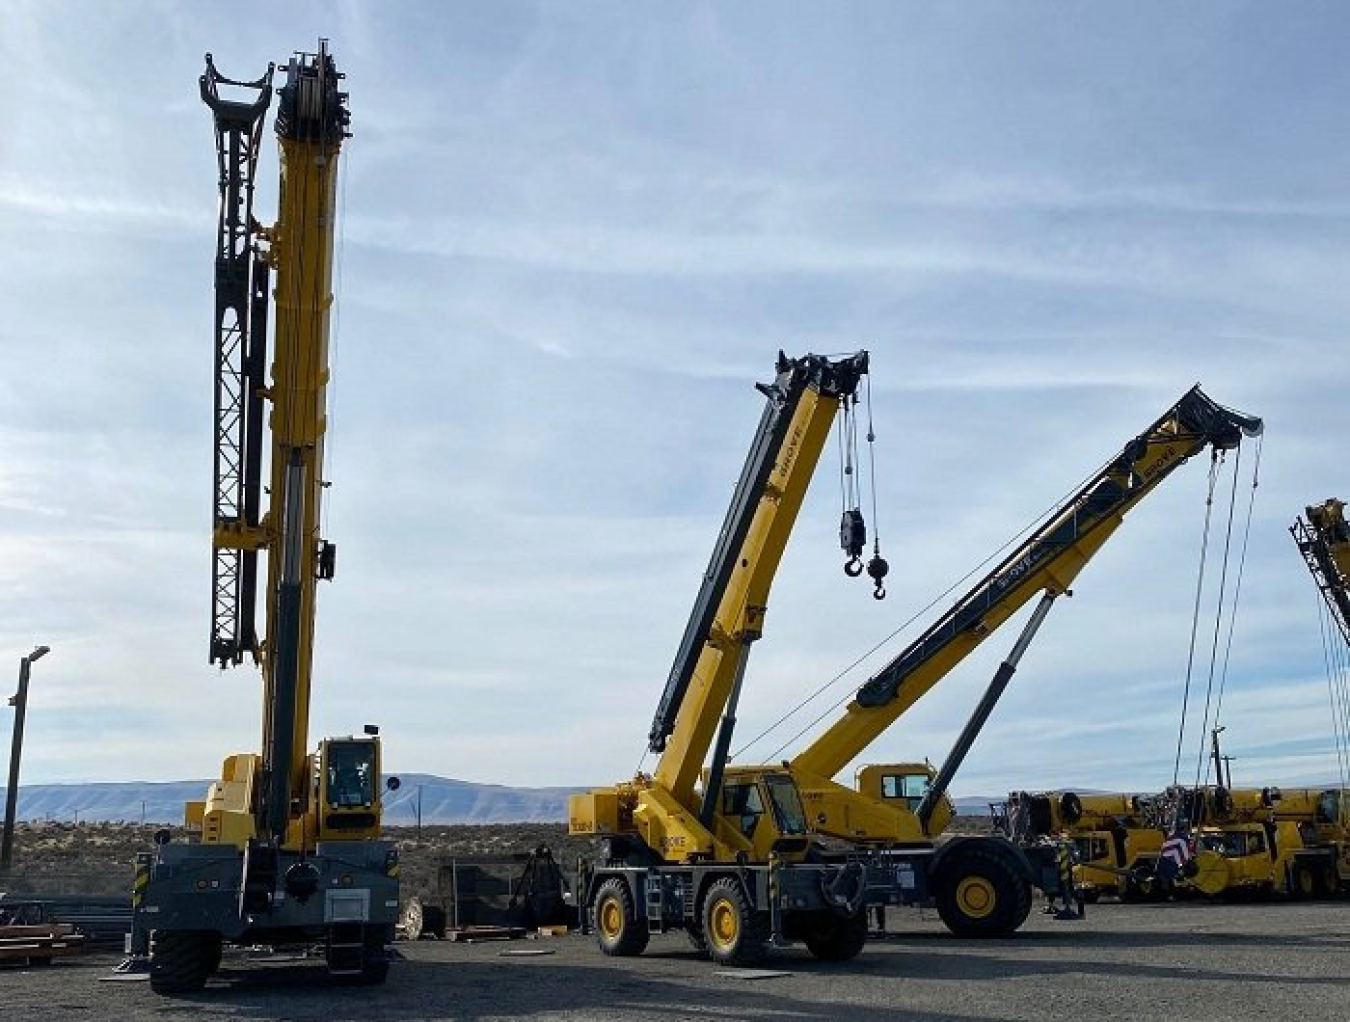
top-left (1, 1), bottom-right (1348, 799)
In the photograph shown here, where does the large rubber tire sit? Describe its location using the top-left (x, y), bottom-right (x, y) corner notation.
top-left (701, 878), bottom-right (769, 967)
top-left (149, 931), bottom-right (212, 994)
top-left (802, 909), bottom-right (868, 962)
top-left (592, 877), bottom-right (649, 957)
top-left (1122, 860), bottom-right (1158, 902)
top-left (933, 843), bottom-right (1032, 939)
top-left (1292, 862), bottom-right (1318, 899)
top-left (1320, 866), bottom-right (1339, 898)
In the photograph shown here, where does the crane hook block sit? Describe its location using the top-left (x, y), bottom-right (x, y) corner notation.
top-left (840, 508), bottom-right (867, 577)
top-left (867, 553), bottom-right (889, 600)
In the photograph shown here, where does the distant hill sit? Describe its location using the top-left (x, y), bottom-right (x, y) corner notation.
top-left (953, 795), bottom-right (999, 817)
top-left (10, 774), bottom-right (583, 826)
top-left (9, 776), bottom-right (1015, 826)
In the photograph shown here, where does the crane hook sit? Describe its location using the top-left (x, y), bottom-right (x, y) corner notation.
top-left (867, 547), bottom-right (889, 601)
top-left (840, 508), bottom-right (867, 577)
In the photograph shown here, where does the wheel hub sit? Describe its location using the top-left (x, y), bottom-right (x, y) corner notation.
top-left (955, 875), bottom-right (996, 918)
top-left (709, 901), bottom-right (738, 948)
top-left (599, 899), bottom-right (624, 938)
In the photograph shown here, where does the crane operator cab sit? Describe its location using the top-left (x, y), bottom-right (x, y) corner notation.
top-left (317, 733), bottom-right (387, 840)
top-left (855, 763), bottom-right (954, 835)
top-left (713, 768), bottom-right (814, 861)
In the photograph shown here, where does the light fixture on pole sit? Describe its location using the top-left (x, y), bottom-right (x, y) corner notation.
top-left (2, 646), bottom-right (52, 872)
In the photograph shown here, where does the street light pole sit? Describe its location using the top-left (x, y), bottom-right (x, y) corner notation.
top-left (2, 645), bottom-right (50, 872)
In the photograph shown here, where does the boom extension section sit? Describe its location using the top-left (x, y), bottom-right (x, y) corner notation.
top-left (1292, 498), bottom-right (1350, 647)
top-left (201, 54), bottom-right (274, 670)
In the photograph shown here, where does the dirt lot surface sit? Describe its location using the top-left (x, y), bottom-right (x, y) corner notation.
top-left (4, 899), bottom-right (1347, 1021)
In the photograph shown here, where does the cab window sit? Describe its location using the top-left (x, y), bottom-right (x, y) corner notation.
top-left (764, 775), bottom-right (809, 836)
top-left (880, 773), bottom-right (929, 810)
top-left (326, 741), bottom-right (376, 808)
top-left (722, 782), bottom-right (765, 838)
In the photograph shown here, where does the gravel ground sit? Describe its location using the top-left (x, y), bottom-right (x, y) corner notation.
top-left (4, 899), bottom-right (1348, 1021)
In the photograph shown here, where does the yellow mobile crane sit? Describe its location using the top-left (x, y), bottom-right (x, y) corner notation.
top-left (1153, 726), bottom-right (1347, 899)
top-left (571, 351), bottom-right (894, 966)
top-left (713, 386), bottom-right (1261, 938)
top-left (572, 370), bottom-right (1260, 963)
top-left (127, 43), bottom-right (398, 993)
top-left (998, 790), bottom-right (1164, 901)
top-left (1166, 781), bottom-right (1307, 898)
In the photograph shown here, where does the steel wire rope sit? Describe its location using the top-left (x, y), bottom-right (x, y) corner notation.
top-left (1171, 451), bottom-right (1224, 789)
top-left (837, 396), bottom-right (851, 521)
top-left (1335, 613), bottom-right (1350, 788)
top-left (1323, 585), bottom-right (1350, 788)
top-left (1322, 530), bottom-right (1350, 788)
top-left (1206, 436), bottom-right (1262, 766)
top-left (865, 374), bottom-right (881, 551)
top-left (1335, 612), bottom-right (1350, 789)
top-left (844, 394), bottom-right (862, 517)
top-left (1315, 596), bottom-right (1350, 788)
top-left (1189, 442), bottom-right (1245, 792)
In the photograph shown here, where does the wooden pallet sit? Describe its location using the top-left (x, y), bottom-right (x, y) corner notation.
top-left (0, 923), bottom-right (87, 963)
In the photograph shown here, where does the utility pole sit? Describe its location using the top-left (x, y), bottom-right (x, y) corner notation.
top-left (2, 646), bottom-right (51, 872)
top-left (416, 784), bottom-right (424, 838)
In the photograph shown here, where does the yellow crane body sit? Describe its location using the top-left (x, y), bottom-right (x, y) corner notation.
top-left (130, 43), bottom-right (398, 993)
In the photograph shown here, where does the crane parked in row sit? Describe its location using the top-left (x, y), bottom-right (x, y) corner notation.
top-left (571, 365), bottom-right (1262, 964)
top-left (726, 384), bottom-right (1262, 937)
top-left (126, 43), bottom-right (399, 994)
top-left (996, 789), bottom-right (1164, 902)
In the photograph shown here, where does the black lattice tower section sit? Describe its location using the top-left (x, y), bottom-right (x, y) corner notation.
top-left (200, 55), bottom-right (276, 668)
